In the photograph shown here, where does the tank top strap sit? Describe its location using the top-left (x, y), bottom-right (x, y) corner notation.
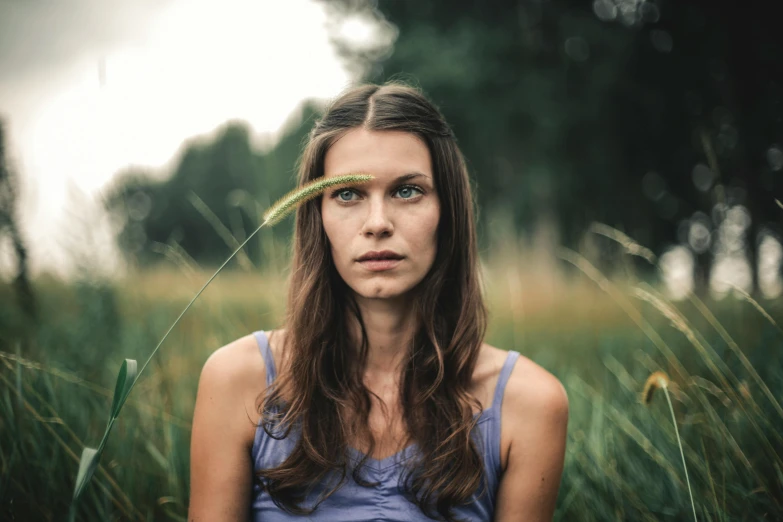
top-left (253, 330), bottom-right (277, 386)
top-left (491, 350), bottom-right (520, 412)
top-left (480, 350), bottom-right (521, 476)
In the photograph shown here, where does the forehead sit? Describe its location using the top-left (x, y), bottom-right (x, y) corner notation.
top-left (323, 128), bottom-right (433, 183)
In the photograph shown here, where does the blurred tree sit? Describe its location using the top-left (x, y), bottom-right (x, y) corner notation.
top-left (609, 0), bottom-right (783, 291)
top-left (0, 117), bottom-right (37, 325)
top-left (104, 102), bottom-right (322, 268)
top-left (105, 121), bottom-right (261, 267)
top-left (320, 0), bottom-right (783, 294)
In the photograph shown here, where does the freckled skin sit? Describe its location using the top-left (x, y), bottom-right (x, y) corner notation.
top-left (320, 128), bottom-right (440, 302)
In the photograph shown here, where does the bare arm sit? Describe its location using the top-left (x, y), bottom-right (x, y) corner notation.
top-left (494, 368), bottom-right (569, 522)
top-left (188, 337), bottom-right (262, 521)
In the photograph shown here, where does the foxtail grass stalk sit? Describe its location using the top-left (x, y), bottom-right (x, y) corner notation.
top-left (68, 174), bottom-right (373, 520)
top-left (644, 372), bottom-right (698, 522)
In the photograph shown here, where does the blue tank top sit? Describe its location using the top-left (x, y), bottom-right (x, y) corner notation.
top-left (250, 330), bottom-right (520, 521)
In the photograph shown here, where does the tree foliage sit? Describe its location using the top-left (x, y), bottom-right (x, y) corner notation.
top-left (104, 103), bottom-right (322, 267)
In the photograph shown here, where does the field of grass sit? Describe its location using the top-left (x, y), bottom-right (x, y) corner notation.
top-left (1, 241), bottom-right (782, 521)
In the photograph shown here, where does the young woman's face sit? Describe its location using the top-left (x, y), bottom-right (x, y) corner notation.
top-left (321, 128), bottom-right (440, 301)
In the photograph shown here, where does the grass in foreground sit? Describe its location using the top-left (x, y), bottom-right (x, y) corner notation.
top-left (1, 249), bottom-right (781, 521)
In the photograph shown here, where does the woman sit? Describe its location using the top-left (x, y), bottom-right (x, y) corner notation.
top-left (188, 82), bottom-right (569, 521)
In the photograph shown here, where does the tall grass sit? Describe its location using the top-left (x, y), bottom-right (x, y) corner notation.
top-left (1, 227), bottom-right (782, 520)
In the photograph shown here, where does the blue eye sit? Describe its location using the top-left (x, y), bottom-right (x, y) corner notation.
top-left (395, 185), bottom-right (423, 199)
top-left (337, 189), bottom-right (356, 201)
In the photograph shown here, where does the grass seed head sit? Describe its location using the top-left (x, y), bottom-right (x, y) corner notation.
top-left (261, 174), bottom-right (374, 227)
top-left (642, 371), bottom-right (671, 405)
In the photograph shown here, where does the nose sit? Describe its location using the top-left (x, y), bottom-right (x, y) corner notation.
top-left (360, 196), bottom-right (393, 238)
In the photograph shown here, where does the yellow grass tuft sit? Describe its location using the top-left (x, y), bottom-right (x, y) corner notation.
top-left (642, 371), bottom-right (671, 405)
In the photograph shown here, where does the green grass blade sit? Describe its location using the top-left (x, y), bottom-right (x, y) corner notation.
top-left (72, 359), bottom-right (137, 504)
top-left (72, 446), bottom-right (99, 501)
top-left (110, 359), bottom-right (137, 420)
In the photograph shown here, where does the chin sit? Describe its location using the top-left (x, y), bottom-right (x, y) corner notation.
top-left (352, 280), bottom-right (416, 300)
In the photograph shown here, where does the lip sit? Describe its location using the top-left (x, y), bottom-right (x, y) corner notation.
top-left (358, 258), bottom-right (403, 271)
top-left (356, 250), bottom-right (404, 262)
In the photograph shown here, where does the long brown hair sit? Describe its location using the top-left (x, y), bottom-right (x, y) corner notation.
top-left (256, 82), bottom-right (489, 521)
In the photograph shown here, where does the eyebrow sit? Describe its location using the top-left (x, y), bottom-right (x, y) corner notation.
top-left (334, 172), bottom-right (430, 184)
top-left (395, 172), bottom-right (429, 183)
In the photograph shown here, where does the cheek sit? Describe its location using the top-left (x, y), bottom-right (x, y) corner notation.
top-left (322, 218), bottom-right (350, 262)
top-left (321, 216), bottom-right (337, 255)
top-left (420, 207), bottom-right (440, 245)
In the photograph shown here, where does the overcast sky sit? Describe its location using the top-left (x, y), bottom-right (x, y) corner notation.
top-left (0, 0), bottom-right (366, 278)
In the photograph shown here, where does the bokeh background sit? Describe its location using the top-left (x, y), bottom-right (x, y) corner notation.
top-left (1, 0), bottom-right (782, 520)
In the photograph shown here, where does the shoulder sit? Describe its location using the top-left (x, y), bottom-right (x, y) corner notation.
top-left (188, 333), bottom-right (268, 520)
top-left (200, 332), bottom-right (267, 396)
top-left (491, 351), bottom-right (568, 520)
top-left (474, 342), bottom-right (566, 398)
top-left (195, 332), bottom-right (269, 446)
top-left (475, 343), bottom-right (568, 411)
top-left (502, 352), bottom-right (569, 438)
top-left (494, 348), bottom-right (568, 472)
top-left (504, 353), bottom-right (569, 423)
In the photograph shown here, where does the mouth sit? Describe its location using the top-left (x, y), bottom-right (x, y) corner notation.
top-left (357, 256), bottom-right (403, 261)
top-left (358, 258), bottom-right (403, 271)
top-left (356, 251), bottom-right (404, 262)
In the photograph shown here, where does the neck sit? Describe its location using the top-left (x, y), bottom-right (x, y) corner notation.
top-left (348, 293), bottom-right (417, 378)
